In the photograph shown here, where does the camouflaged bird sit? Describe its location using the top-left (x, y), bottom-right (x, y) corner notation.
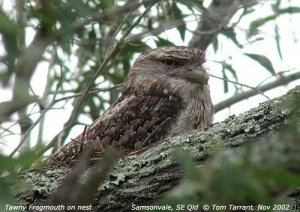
top-left (50, 46), bottom-right (213, 166)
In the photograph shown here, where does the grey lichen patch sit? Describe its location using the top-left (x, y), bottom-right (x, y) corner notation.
top-left (254, 123), bottom-right (261, 132)
top-left (99, 170), bottom-right (130, 191)
top-left (243, 120), bottom-right (256, 133)
top-left (131, 159), bottom-right (150, 170)
top-left (99, 143), bottom-right (176, 191)
top-left (169, 133), bottom-right (193, 145)
top-left (46, 131), bottom-right (215, 194)
top-left (19, 167), bottom-right (69, 199)
top-left (220, 99), bottom-right (286, 146)
top-left (20, 87), bottom-right (300, 209)
top-left (109, 173), bottom-right (127, 186)
top-left (214, 131), bottom-right (300, 173)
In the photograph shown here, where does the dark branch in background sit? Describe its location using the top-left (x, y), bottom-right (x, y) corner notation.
top-left (188, 0), bottom-right (257, 51)
top-left (9, 0), bottom-right (53, 153)
top-left (36, 43), bottom-right (66, 147)
top-left (8, 0), bottom-right (54, 155)
top-left (15, 0), bottom-right (31, 153)
top-left (47, 85), bottom-right (122, 95)
top-left (125, 20), bottom-right (184, 43)
top-left (37, 47), bottom-right (58, 146)
top-left (52, 84), bottom-right (123, 104)
top-left (0, 97), bottom-right (38, 124)
top-left (214, 71), bottom-right (300, 112)
top-left (186, 0), bottom-right (300, 113)
top-left (64, 0), bottom-right (151, 35)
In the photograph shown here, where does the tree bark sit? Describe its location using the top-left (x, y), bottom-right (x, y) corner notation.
top-left (188, 0), bottom-right (257, 51)
top-left (17, 86), bottom-right (300, 211)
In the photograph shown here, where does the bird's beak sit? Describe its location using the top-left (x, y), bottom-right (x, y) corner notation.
top-left (179, 71), bottom-right (208, 84)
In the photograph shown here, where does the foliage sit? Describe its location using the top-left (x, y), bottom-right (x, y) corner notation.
top-left (158, 124), bottom-right (300, 209)
top-left (155, 92), bottom-right (300, 209)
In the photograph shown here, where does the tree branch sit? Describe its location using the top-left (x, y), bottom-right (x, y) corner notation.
top-left (214, 71), bottom-right (300, 112)
top-left (187, 0), bottom-right (300, 113)
top-left (17, 86), bottom-right (300, 211)
top-left (188, 0), bottom-right (257, 51)
top-left (62, 0), bottom-right (155, 36)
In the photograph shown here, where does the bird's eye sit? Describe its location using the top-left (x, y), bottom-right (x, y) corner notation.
top-left (162, 59), bottom-right (181, 66)
top-left (162, 59), bottom-right (176, 66)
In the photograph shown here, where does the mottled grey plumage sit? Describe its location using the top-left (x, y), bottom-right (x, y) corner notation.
top-left (51, 46), bottom-right (213, 166)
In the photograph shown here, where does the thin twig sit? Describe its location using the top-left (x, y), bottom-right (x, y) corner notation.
top-left (53, 84), bottom-right (123, 104)
top-left (9, 44), bottom-right (65, 157)
top-left (214, 71), bottom-right (300, 112)
top-left (256, 70), bottom-right (292, 88)
top-left (209, 73), bottom-right (270, 100)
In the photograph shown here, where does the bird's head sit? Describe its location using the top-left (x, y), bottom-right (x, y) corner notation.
top-left (122, 46), bottom-right (209, 101)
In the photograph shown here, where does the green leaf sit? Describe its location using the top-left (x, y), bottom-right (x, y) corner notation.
top-left (177, 23), bottom-right (186, 42)
top-left (173, 148), bottom-right (200, 181)
top-left (109, 89), bottom-right (119, 105)
top-left (29, 8), bottom-right (56, 28)
top-left (171, 2), bottom-right (186, 41)
top-left (224, 63), bottom-right (238, 81)
top-left (120, 42), bottom-right (150, 75)
top-left (155, 37), bottom-right (175, 47)
top-left (122, 56), bottom-right (131, 74)
top-left (245, 53), bottom-right (276, 75)
top-left (122, 42), bottom-right (150, 54)
top-left (101, 0), bottom-right (115, 9)
top-left (0, 9), bottom-right (18, 36)
top-left (256, 168), bottom-right (300, 187)
top-left (0, 97), bottom-right (38, 123)
top-left (59, 37), bottom-right (72, 54)
top-left (104, 71), bottom-right (125, 84)
top-left (221, 66), bottom-right (229, 93)
top-left (248, 15), bottom-right (277, 38)
top-left (248, 36), bottom-right (264, 45)
top-left (221, 28), bottom-right (242, 48)
top-left (0, 10), bottom-right (18, 72)
top-left (212, 37), bottom-right (218, 53)
top-left (279, 7), bottom-right (300, 14)
top-left (177, 0), bottom-right (206, 12)
top-left (98, 96), bottom-right (106, 113)
top-left (88, 97), bottom-right (99, 120)
top-left (0, 148), bottom-right (43, 172)
top-left (274, 25), bottom-right (283, 60)
top-left (88, 25), bottom-right (97, 53)
top-left (65, 0), bottom-right (92, 17)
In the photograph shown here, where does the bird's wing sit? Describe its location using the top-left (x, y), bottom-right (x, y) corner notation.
top-left (50, 94), bottom-right (183, 165)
